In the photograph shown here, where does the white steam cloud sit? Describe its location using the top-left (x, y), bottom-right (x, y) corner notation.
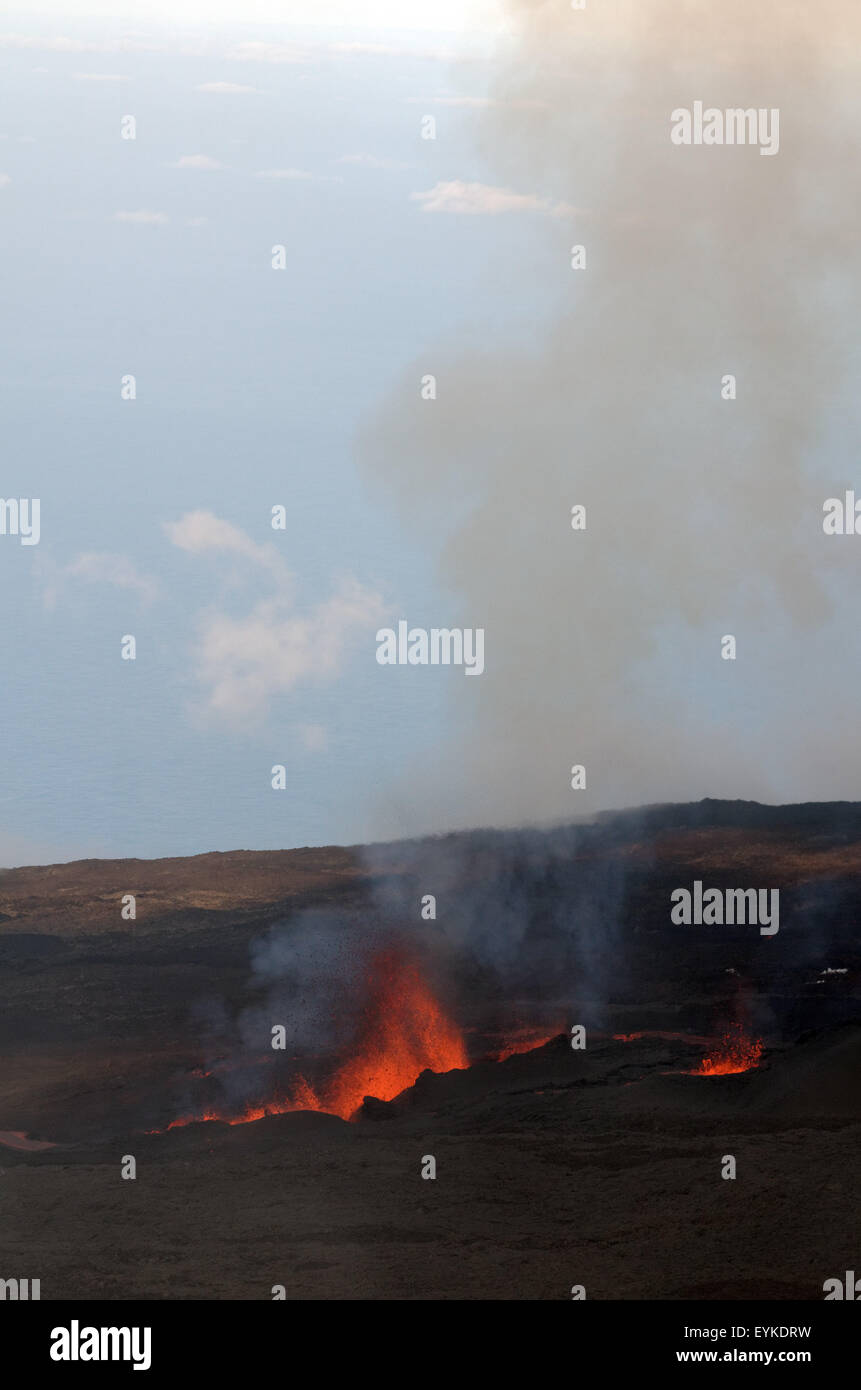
top-left (359, 0), bottom-right (861, 836)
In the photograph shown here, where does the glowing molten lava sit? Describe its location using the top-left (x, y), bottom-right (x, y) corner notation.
top-left (489, 1028), bottom-right (558, 1061)
top-left (162, 947), bottom-right (467, 1128)
top-left (0, 1130), bottom-right (57, 1152)
top-left (692, 1025), bottom-right (763, 1076)
top-left (299, 948), bottom-right (468, 1119)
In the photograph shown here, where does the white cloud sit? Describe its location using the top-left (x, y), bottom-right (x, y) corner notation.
top-left (330, 40), bottom-right (456, 60)
top-left (169, 154), bottom-right (223, 169)
top-left (254, 168), bottom-right (341, 183)
top-left (337, 152), bottom-right (413, 171)
top-left (66, 553), bottom-right (159, 604)
top-left (113, 209), bottom-right (168, 223)
top-left (196, 80), bottom-right (259, 94)
top-left (405, 96), bottom-right (547, 109)
top-left (223, 41), bottom-right (312, 64)
top-left (222, 35), bottom-right (472, 64)
top-left (194, 582), bottom-right (387, 719)
top-left (0, 174), bottom-right (10, 189)
top-left (185, 216), bottom-right (208, 226)
top-left (0, 33), bottom-right (158, 54)
top-left (0, 34), bottom-right (95, 52)
top-left (0, 1), bottom-right (499, 33)
top-left (164, 509), bottom-right (289, 584)
top-left (165, 510), bottom-right (387, 719)
top-left (410, 180), bottom-right (575, 217)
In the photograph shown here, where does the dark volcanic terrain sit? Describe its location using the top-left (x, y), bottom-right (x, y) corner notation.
top-left (1, 800), bottom-right (859, 1299)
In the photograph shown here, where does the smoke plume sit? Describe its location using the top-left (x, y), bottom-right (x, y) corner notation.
top-left (359, 0), bottom-right (861, 837)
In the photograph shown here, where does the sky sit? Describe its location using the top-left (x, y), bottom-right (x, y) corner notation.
top-left (0, 2), bottom-right (537, 864)
top-left (1, 1), bottom-right (860, 865)
top-left (14, 0), bottom-right (501, 29)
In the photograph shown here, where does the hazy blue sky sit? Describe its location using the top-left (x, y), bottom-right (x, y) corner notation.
top-left (3, 2), bottom-right (860, 865)
top-left (0, 5), bottom-right (548, 864)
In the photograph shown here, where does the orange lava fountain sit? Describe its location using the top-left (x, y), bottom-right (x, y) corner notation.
top-left (692, 1024), bottom-right (763, 1076)
top-left (161, 947), bottom-right (467, 1128)
top-left (300, 948), bottom-right (468, 1119)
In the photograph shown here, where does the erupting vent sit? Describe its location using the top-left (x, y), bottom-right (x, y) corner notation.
top-left (163, 947), bottom-right (468, 1127)
top-left (293, 947), bottom-right (468, 1119)
top-left (692, 1025), bottom-right (763, 1076)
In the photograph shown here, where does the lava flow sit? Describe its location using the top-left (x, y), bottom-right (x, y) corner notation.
top-left (161, 947), bottom-right (468, 1128)
top-left (691, 1025), bottom-right (763, 1076)
top-left (489, 1027), bottom-right (559, 1061)
top-left (0, 1129), bottom-right (57, 1152)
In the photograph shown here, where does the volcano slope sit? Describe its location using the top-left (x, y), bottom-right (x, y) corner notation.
top-left (0, 799), bottom-right (859, 1300)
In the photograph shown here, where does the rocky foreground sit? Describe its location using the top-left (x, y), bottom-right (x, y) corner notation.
top-left (1, 801), bottom-right (859, 1298)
